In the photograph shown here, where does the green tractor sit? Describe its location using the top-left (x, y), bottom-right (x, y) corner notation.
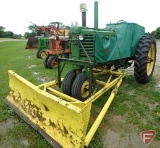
top-left (58, 2), bottom-right (156, 102)
top-left (36, 37), bottom-right (49, 59)
top-left (5, 1), bottom-right (156, 147)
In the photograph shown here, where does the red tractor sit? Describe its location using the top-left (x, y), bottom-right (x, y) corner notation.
top-left (39, 22), bottom-right (70, 69)
top-left (43, 35), bottom-right (70, 69)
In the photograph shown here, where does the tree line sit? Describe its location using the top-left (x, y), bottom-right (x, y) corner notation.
top-left (0, 26), bottom-right (22, 39)
top-left (151, 27), bottom-right (160, 39)
top-left (1, 24), bottom-right (160, 39)
top-left (25, 24), bottom-right (160, 39)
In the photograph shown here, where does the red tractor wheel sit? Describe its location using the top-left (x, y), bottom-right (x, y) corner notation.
top-left (47, 55), bottom-right (58, 69)
top-left (44, 54), bottom-right (50, 68)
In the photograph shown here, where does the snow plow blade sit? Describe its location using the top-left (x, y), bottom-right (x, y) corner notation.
top-left (5, 70), bottom-right (126, 147)
top-left (5, 70), bottom-right (91, 148)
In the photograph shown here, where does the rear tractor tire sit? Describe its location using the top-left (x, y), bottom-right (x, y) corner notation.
top-left (71, 72), bottom-right (96, 101)
top-left (134, 35), bottom-right (156, 84)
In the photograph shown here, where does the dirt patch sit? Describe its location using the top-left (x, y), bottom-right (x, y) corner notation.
top-left (0, 118), bottom-right (17, 134)
top-left (0, 118), bottom-right (18, 147)
top-left (102, 114), bottom-right (160, 148)
top-left (32, 71), bottom-right (40, 75)
top-left (21, 139), bottom-right (29, 147)
top-left (155, 81), bottom-right (160, 87)
top-left (27, 64), bottom-right (37, 69)
top-left (0, 118), bottom-right (29, 147)
top-left (103, 129), bottom-right (160, 148)
top-left (27, 55), bottom-right (33, 60)
top-left (103, 130), bottom-right (147, 148)
top-left (37, 76), bottom-right (52, 83)
top-left (154, 39), bottom-right (160, 76)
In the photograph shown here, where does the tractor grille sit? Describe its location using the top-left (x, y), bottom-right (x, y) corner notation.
top-left (79, 34), bottom-right (94, 58)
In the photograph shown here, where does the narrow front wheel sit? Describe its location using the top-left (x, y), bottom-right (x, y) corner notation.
top-left (71, 72), bottom-right (96, 101)
top-left (62, 70), bottom-right (77, 96)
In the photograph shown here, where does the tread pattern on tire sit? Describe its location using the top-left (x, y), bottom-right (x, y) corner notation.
top-left (71, 72), bottom-right (96, 101)
top-left (44, 54), bottom-right (50, 68)
top-left (134, 35), bottom-right (156, 84)
top-left (62, 70), bottom-right (77, 96)
top-left (36, 49), bottom-right (41, 58)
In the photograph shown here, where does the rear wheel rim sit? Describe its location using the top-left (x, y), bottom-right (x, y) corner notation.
top-left (147, 44), bottom-right (155, 76)
top-left (51, 58), bottom-right (57, 68)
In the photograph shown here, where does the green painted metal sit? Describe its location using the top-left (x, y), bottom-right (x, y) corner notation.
top-left (94, 1), bottom-right (98, 29)
top-left (38, 37), bottom-right (49, 50)
top-left (68, 21), bottom-right (145, 64)
top-left (58, 1), bottom-right (145, 97)
top-left (105, 22), bottom-right (145, 60)
top-left (69, 26), bottom-right (116, 63)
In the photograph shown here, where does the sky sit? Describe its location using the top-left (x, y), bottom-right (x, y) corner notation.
top-left (0, 0), bottom-right (160, 35)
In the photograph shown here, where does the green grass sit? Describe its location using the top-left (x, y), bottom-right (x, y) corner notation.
top-left (0, 41), bottom-right (160, 147)
top-left (94, 74), bottom-right (160, 141)
top-left (0, 37), bottom-right (26, 40)
top-left (0, 41), bottom-right (55, 147)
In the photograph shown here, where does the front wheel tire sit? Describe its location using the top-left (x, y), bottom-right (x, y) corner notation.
top-left (37, 50), bottom-right (46, 59)
top-left (71, 72), bottom-right (96, 101)
top-left (62, 70), bottom-right (77, 96)
top-left (39, 50), bottom-right (47, 59)
top-left (36, 49), bottom-right (41, 58)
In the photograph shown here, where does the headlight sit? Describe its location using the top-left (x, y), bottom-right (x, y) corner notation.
top-left (78, 35), bottom-right (84, 40)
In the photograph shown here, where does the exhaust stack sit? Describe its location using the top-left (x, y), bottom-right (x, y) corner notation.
top-left (94, 1), bottom-right (98, 29)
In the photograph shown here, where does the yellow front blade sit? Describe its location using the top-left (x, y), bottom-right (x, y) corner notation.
top-left (5, 70), bottom-right (91, 148)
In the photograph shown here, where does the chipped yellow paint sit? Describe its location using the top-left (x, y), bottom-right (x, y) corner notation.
top-left (85, 73), bottom-right (125, 146)
top-left (6, 70), bottom-right (91, 148)
top-left (6, 70), bottom-right (126, 147)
